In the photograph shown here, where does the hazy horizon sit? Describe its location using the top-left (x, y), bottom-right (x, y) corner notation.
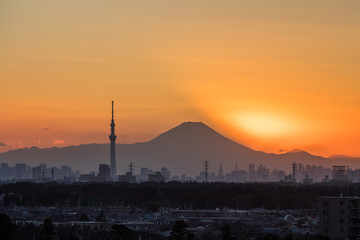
top-left (1, 121), bottom-right (358, 159)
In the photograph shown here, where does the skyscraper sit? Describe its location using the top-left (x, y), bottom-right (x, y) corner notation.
top-left (98, 164), bottom-right (111, 181)
top-left (109, 101), bottom-right (117, 179)
top-left (218, 163), bottom-right (224, 181)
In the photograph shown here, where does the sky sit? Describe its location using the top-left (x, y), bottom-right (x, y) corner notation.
top-left (1, 0), bottom-right (360, 157)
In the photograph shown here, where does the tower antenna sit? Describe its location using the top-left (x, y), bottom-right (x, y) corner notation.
top-left (128, 163), bottom-right (134, 175)
top-left (109, 101), bottom-right (117, 179)
top-left (112, 100), bottom-right (114, 119)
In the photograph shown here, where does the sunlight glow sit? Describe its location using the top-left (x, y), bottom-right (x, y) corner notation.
top-left (233, 113), bottom-right (296, 137)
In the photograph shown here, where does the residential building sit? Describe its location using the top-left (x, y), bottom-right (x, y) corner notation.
top-left (319, 196), bottom-right (360, 240)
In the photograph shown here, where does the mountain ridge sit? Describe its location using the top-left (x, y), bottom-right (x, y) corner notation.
top-left (0, 122), bottom-right (359, 176)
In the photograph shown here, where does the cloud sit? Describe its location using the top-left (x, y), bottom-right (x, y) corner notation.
top-left (279, 149), bottom-right (289, 153)
top-left (38, 126), bottom-right (49, 131)
top-left (53, 139), bottom-right (64, 144)
top-left (0, 142), bottom-right (8, 147)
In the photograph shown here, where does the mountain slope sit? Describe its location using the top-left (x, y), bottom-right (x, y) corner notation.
top-left (328, 155), bottom-right (360, 169)
top-left (0, 122), bottom-right (350, 176)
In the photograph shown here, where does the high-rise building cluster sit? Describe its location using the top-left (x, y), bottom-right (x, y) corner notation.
top-left (2, 161), bottom-right (360, 184)
top-left (0, 163), bottom-right (77, 182)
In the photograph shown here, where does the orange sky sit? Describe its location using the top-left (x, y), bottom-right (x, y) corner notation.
top-left (1, 0), bottom-right (360, 157)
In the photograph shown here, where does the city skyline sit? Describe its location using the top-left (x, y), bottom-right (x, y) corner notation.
top-left (1, 0), bottom-right (360, 158)
top-left (2, 2), bottom-right (360, 240)
top-left (1, 121), bottom-right (360, 178)
top-left (0, 156), bottom-right (354, 184)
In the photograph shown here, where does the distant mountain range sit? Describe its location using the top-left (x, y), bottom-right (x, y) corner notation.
top-left (0, 122), bottom-right (359, 176)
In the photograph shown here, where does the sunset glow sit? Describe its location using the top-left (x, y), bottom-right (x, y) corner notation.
top-left (232, 113), bottom-right (297, 137)
top-left (1, 0), bottom-right (360, 157)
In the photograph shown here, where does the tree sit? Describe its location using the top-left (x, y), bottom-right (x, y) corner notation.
top-left (169, 220), bottom-right (194, 240)
top-left (42, 217), bottom-right (55, 240)
top-left (78, 212), bottom-right (90, 221)
top-left (112, 224), bottom-right (138, 240)
top-left (313, 235), bottom-right (331, 240)
top-left (256, 234), bottom-right (280, 240)
top-left (95, 210), bottom-right (106, 222)
top-left (0, 213), bottom-right (15, 240)
top-left (222, 225), bottom-right (233, 240)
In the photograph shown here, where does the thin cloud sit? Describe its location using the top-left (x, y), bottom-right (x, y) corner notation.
top-left (0, 142), bottom-right (8, 147)
top-left (53, 139), bottom-right (64, 144)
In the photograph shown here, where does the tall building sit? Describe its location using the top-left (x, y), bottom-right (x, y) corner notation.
top-left (333, 165), bottom-right (349, 182)
top-left (60, 166), bottom-right (73, 179)
top-left (98, 164), bottom-right (111, 181)
top-left (161, 167), bottom-right (171, 182)
top-left (249, 164), bottom-right (255, 181)
top-left (319, 196), bottom-right (360, 239)
top-left (140, 168), bottom-right (153, 182)
top-left (218, 163), bottom-right (224, 181)
top-left (32, 164), bottom-right (47, 179)
top-left (109, 101), bottom-right (117, 179)
top-left (15, 163), bottom-right (27, 179)
top-left (0, 163), bottom-right (9, 180)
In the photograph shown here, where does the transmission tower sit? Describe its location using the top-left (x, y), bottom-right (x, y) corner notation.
top-left (128, 163), bottom-right (134, 175)
top-left (292, 162), bottom-right (297, 183)
top-left (204, 161), bottom-right (209, 182)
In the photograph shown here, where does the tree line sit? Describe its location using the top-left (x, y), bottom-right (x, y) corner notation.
top-left (0, 182), bottom-right (357, 209)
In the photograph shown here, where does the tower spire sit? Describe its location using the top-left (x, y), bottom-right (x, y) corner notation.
top-left (112, 101), bottom-right (114, 119)
top-left (109, 101), bottom-right (117, 179)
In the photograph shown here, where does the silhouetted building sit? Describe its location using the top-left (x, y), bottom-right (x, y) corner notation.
top-left (0, 163), bottom-right (9, 180)
top-left (348, 169), bottom-right (360, 183)
top-left (333, 166), bottom-right (349, 182)
top-left (118, 172), bottom-right (136, 183)
top-left (249, 164), bottom-right (255, 181)
top-left (218, 163), bottom-right (224, 181)
top-left (51, 167), bottom-right (61, 180)
top-left (161, 167), bottom-right (171, 182)
top-left (148, 172), bottom-right (165, 182)
top-left (140, 168), bottom-right (153, 181)
top-left (15, 163), bottom-right (27, 179)
top-left (32, 164), bottom-right (47, 179)
top-left (257, 164), bottom-right (269, 182)
top-left (171, 176), bottom-right (180, 181)
top-left (270, 169), bottom-right (286, 182)
top-left (292, 162), bottom-right (297, 183)
top-left (225, 170), bottom-right (248, 183)
top-left (196, 171), bottom-right (208, 182)
top-left (79, 172), bottom-right (97, 182)
top-left (180, 174), bottom-right (193, 182)
top-left (323, 175), bottom-right (331, 183)
top-left (319, 196), bottom-right (360, 240)
top-left (302, 175), bottom-right (313, 184)
top-left (60, 166), bottom-right (74, 179)
top-left (109, 101), bottom-right (117, 179)
top-left (98, 164), bottom-right (111, 181)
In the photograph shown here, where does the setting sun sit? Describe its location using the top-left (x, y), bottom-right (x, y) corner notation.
top-left (0, 0), bottom-right (359, 157)
top-left (232, 113), bottom-right (297, 137)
